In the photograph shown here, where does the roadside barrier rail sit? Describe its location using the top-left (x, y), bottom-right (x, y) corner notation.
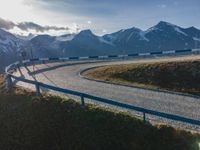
top-left (5, 49), bottom-right (200, 126)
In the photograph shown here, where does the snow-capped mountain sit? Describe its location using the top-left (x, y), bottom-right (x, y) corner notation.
top-left (30, 33), bottom-right (76, 57)
top-left (0, 28), bottom-right (25, 53)
top-left (102, 21), bottom-right (200, 53)
top-left (0, 21), bottom-right (200, 73)
top-left (59, 30), bottom-right (116, 56)
top-left (16, 33), bottom-right (36, 41)
top-left (0, 28), bottom-right (31, 72)
top-left (56, 34), bottom-right (75, 42)
top-left (31, 21), bottom-right (200, 58)
top-left (141, 21), bottom-right (197, 52)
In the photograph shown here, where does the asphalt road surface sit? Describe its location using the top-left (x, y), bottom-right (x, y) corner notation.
top-left (13, 55), bottom-right (200, 131)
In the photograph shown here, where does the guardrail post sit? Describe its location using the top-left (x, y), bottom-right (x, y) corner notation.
top-left (81, 95), bottom-right (85, 108)
top-left (17, 64), bottom-right (20, 72)
top-left (6, 74), bottom-right (12, 90)
top-left (35, 83), bottom-right (41, 96)
top-left (143, 112), bottom-right (146, 123)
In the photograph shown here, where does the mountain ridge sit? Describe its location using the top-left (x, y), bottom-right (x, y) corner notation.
top-left (0, 21), bottom-right (200, 72)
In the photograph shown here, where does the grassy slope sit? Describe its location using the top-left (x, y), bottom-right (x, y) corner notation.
top-left (84, 59), bottom-right (200, 95)
top-left (0, 75), bottom-right (199, 150)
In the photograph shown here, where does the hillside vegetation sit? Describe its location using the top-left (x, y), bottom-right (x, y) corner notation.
top-left (83, 59), bottom-right (200, 96)
top-left (0, 75), bottom-right (199, 150)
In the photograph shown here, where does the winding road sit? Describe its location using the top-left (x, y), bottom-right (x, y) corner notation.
top-left (14, 55), bottom-right (200, 131)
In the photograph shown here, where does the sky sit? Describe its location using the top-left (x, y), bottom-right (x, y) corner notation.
top-left (0, 0), bottom-right (199, 36)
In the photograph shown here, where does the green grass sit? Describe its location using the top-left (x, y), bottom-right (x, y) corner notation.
top-left (0, 75), bottom-right (199, 150)
top-left (83, 59), bottom-right (200, 95)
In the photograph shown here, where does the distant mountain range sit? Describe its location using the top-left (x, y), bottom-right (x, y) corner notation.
top-left (0, 21), bottom-right (200, 73)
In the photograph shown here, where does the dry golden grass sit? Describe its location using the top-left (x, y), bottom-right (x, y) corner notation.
top-left (0, 75), bottom-right (6, 93)
top-left (0, 74), bottom-right (199, 149)
top-left (83, 59), bottom-right (200, 95)
top-left (0, 74), bottom-right (34, 95)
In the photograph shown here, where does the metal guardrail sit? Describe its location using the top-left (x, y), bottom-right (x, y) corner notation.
top-left (5, 49), bottom-right (200, 126)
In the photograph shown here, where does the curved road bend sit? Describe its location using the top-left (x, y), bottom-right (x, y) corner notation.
top-left (13, 55), bottom-right (200, 131)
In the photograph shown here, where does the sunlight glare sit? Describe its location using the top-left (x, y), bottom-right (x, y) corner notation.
top-left (0, 0), bottom-right (35, 22)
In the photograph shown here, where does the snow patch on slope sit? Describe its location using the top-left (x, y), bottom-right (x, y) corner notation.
top-left (56, 34), bottom-right (75, 41)
top-left (0, 29), bottom-right (26, 53)
top-left (126, 31), bottom-right (135, 42)
top-left (193, 37), bottom-right (200, 42)
top-left (108, 34), bottom-right (117, 41)
top-left (99, 37), bottom-right (115, 46)
top-left (126, 31), bottom-right (149, 42)
top-left (139, 32), bottom-right (149, 42)
top-left (174, 27), bottom-right (188, 36)
top-left (145, 27), bottom-right (163, 34)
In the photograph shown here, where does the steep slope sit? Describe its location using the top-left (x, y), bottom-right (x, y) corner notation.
top-left (56, 34), bottom-right (75, 42)
top-left (102, 21), bottom-right (200, 53)
top-left (29, 21), bottom-right (200, 58)
top-left (144, 21), bottom-right (196, 52)
top-left (183, 27), bottom-right (200, 48)
top-left (30, 34), bottom-right (59, 57)
top-left (60, 30), bottom-right (116, 56)
top-left (0, 28), bottom-right (24, 54)
top-left (1, 21), bottom-right (200, 73)
top-left (103, 27), bottom-right (149, 53)
top-left (0, 29), bottom-right (30, 73)
top-left (30, 33), bottom-right (78, 57)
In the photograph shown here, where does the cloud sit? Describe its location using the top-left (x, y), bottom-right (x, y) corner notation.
top-left (72, 23), bottom-right (81, 32)
top-left (17, 22), bottom-right (70, 32)
top-left (24, 0), bottom-right (117, 18)
top-left (0, 18), bottom-right (15, 30)
top-left (0, 17), bottom-right (73, 35)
